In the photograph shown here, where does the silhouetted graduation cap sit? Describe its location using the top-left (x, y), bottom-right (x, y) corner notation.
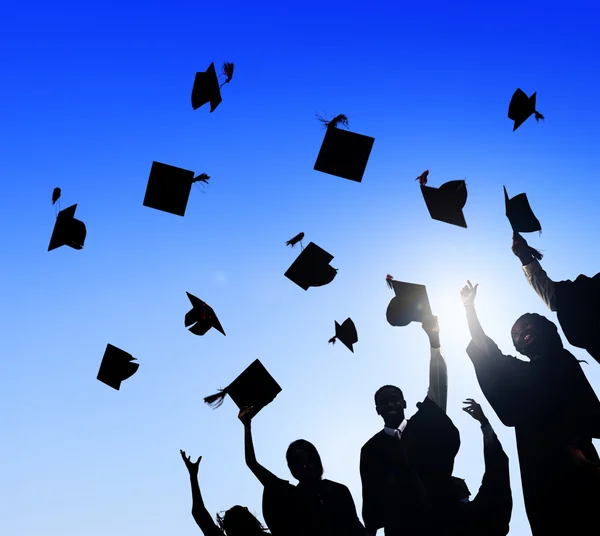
top-left (386, 279), bottom-right (432, 327)
top-left (329, 318), bottom-right (358, 352)
top-left (48, 204), bottom-right (87, 251)
top-left (191, 62), bottom-right (222, 112)
top-left (185, 292), bottom-right (225, 336)
top-left (284, 241), bottom-right (338, 290)
top-left (314, 114), bottom-right (374, 182)
top-left (421, 179), bottom-right (468, 228)
top-left (143, 161), bottom-right (199, 216)
top-left (97, 344), bottom-right (139, 390)
top-left (508, 89), bottom-right (543, 131)
top-left (504, 186), bottom-right (541, 233)
top-left (204, 359), bottom-right (282, 416)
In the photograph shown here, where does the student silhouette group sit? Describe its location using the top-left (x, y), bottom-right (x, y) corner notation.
top-left (180, 233), bottom-right (600, 535)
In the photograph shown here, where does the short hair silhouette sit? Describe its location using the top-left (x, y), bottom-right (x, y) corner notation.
top-left (286, 439), bottom-right (324, 479)
top-left (374, 385), bottom-right (404, 406)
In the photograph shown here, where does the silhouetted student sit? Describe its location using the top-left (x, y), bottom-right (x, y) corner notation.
top-left (512, 232), bottom-right (600, 365)
top-left (239, 407), bottom-right (364, 536)
top-left (443, 399), bottom-right (512, 536)
top-left (180, 450), bottom-right (270, 536)
top-left (360, 315), bottom-right (461, 536)
top-left (461, 280), bottom-right (600, 535)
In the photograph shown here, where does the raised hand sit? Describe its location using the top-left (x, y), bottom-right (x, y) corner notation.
top-left (238, 405), bottom-right (257, 426)
top-left (462, 398), bottom-right (487, 424)
top-left (180, 449), bottom-right (201, 476)
top-left (460, 280), bottom-right (478, 307)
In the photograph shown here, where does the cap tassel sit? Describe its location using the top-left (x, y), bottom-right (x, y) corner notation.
top-left (328, 336), bottom-right (337, 345)
top-left (415, 170), bottom-right (429, 186)
top-left (534, 111), bottom-right (544, 122)
top-left (219, 62), bottom-right (234, 88)
top-left (192, 173), bottom-right (210, 184)
top-left (315, 113), bottom-right (349, 130)
top-left (386, 274), bottom-right (394, 289)
top-left (204, 389), bottom-right (227, 408)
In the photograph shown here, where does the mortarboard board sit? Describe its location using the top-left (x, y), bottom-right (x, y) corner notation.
top-left (284, 242), bottom-right (338, 290)
top-left (204, 359), bottom-right (282, 416)
top-left (143, 161), bottom-right (196, 217)
top-left (329, 318), bottom-right (358, 352)
top-left (314, 116), bottom-right (374, 182)
top-left (191, 62), bottom-right (222, 112)
top-left (48, 204), bottom-right (87, 251)
top-left (386, 280), bottom-right (432, 327)
top-left (508, 89), bottom-right (543, 131)
top-left (421, 180), bottom-right (468, 228)
top-left (185, 292), bottom-right (226, 336)
top-left (97, 344), bottom-right (139, 390)
top-left (504, 186), bottom-right (541, 233)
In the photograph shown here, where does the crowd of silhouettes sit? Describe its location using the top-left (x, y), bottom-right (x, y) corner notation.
top-left (45, 61), bottom-right (600, 535)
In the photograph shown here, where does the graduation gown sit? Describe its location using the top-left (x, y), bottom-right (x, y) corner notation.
top-left (554, 273), bottom-right (600, 365)
top-left (443, 423), bottom-right (512, 536)
top-left (360, 396), bottom-right (460, 535)
top-left (262, 476), bottom-right (364, 536)
top-left (467, 336), bottom-right (600, 535)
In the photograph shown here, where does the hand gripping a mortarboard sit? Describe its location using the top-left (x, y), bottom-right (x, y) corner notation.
top-left (460, 280), bottom-right (478, 308)
top-left (180, 450), bottom-right (201, 477)
top-left (511, 232), bottom-right (543, 266)
top-left (238, 406), bottom-right (256, 427)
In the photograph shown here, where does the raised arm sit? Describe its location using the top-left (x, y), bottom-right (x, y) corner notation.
top-left (179, 450), bottom-right (222, 536)
top-left (239, 407), bottom-right (280, 488)
top-left (422, 315), bottom-right (447, 413)
top-left (512, 232), bottom-right (557, 311)
top-left (461, 281), bottom-right (488, 350)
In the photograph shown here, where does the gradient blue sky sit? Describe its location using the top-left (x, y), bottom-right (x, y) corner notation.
top-left (3, 1), bottom-right (600, 535)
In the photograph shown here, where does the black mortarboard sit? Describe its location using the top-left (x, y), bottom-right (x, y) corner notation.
top-left (504, 186), bottom-right (541, 233)
top-left (386, 280), bottom-right (432, 327)
top-left (143, 161), bottom-right (196, 217)
top-left (284, 241), bottom-right (338, 290)
top-left (508, 89), bottom-right (541, 131)
top-left (48, 204), bottom-right (87, 251)
top-left (330, 318), bottom-right (358, 352)
top-left (314, 122), bottom-right (375, 182)
top-left (421, 180), bottom-right (468, 228)
top-left (185, 292), bottom-right (225, 336)
top-left (97, 344), bottom-right (139, 390)
top-left (191, 62), bottom-right (222, 112)
top-left (204, 359), bottom-right (282, 416)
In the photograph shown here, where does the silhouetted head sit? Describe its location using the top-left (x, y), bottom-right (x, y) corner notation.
top-left (375, 385), bottom-right (407, 428)
top-left (286, 439), bottom-right (323, 483)
top-left (511, 313), bottom-right (563, 359)
top-left (216, 505), bottom-right (269, 536)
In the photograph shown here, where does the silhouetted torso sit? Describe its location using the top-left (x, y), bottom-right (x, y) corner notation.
top-left (467, 337), bottom-right (600, 535)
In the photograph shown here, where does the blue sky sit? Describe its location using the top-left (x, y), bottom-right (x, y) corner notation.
top-left (2, 1), bottom-right (600, 535)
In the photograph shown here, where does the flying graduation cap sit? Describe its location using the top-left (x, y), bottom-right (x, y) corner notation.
top-left (313, 114), bottom-right (375, 182)
top-left (185, 292), bottom-right (226, 336)
top-left (143, 161), bottom-right (210, 217)
top-left (418, 171), bottom-right (468, 228)
top-left (48, 204), bottom-right (87, 251)
top-left (508, 89), bottom-right (544, 131)
top-left (97, 344), bottom-right (139, 390)
top-left (504, 186), bottom-right (541, 233)
top-left (328, 318), bottom-right (358, 353)
top-left (284, 241), bottom-right (338, 290)
top-left (386, 277), bottom-right (432, 327)
top-left (204, 359), bottom-right (282, 417)
top-left (191, 61), bottom-right (234, 113)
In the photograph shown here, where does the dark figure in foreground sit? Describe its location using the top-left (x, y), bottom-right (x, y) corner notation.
top-left (180, 450), bottom-right (269, 536)
top-left (361, 315), bottom-right (460, 536)
top-left (512, 232), bottom-right (600, 365)
top-left (461, 281), bottom-right (600, 535)
top-left (239, 407), bottom-right (364, 536)
top-left (443, 399), bottom-right (512, 536)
